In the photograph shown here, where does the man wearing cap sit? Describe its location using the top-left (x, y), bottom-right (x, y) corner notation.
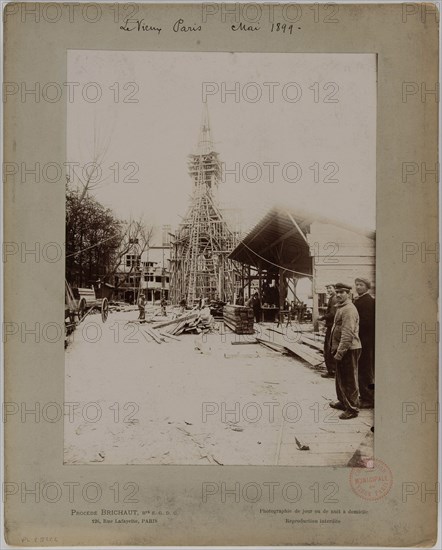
top-left (330, 282), bottom-right (362, 419)
top-left (320, 284), bottom-right (338, 378)
top-left (354, 277), bottom-right (375, 408)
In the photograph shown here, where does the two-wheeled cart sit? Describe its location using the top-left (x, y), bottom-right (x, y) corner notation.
top-left (65, 280), bottom-right (109, 338)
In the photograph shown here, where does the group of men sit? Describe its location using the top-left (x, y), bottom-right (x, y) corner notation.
top-left (137, 292), bottom-right (168, 320)
top-left (320, 278), bottom-right (375, 420)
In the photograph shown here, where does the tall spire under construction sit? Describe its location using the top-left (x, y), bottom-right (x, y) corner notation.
top-left (170, 104), bottom-right (238, 305)
top-left (197, 102), bottom-right (214, 155)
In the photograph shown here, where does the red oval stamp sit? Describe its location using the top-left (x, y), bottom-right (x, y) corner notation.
top-left (349, 458), bottom-right (393, 501)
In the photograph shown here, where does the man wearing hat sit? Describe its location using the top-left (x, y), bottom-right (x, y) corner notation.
top-left (330, 282), bottom-right (362, 419)
top-left (354, 277), bottom-right (375, 408)
top-left (320, 284), bottom-right (338, 378)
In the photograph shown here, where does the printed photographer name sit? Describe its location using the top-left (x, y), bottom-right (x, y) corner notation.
top-left (120, 18), bottom-right (202, 34)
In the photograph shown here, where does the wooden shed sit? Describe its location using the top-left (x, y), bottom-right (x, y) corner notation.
top-left (229, 206), bottom-right (375, 329)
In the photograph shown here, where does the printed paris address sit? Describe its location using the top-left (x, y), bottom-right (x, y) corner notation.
top-left (71, 508), bottom-right (178, 524)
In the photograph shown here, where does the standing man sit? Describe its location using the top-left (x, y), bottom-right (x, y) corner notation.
top-left (138, 292), bottom-right (146, 321)
top-left (320, 284), bottom-right (339, 378)
top-left (354, 277), bottom-right (375, 408)
top-left (247, 292), bottom-right (262, 323)
top-left (330, 283), bottom-right (362, 420)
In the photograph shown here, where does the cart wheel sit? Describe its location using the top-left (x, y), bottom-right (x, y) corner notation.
top-left (78, 298), bottom-right (86, 321)
top-left (101, 297), bottom-right (109, 323)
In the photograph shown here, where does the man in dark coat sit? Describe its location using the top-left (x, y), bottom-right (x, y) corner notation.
top-left (138, 292), bottom-right (146, 321)
top-left (320, 284), bottom-right (338, 378)
top-left (330, 282), bottom-right (362, 420)
top-left (247, 292), bottom-right (262, 323)
top-left (354, 277), bottom-right (375, 408)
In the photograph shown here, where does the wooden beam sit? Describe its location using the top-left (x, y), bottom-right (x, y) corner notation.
top-left (312, 264), bottom-right (319, 332)
top-left (159, 331), bottom-right (181, 341)
top-left (152, 311), bottom-right (198, 329)
top-left (141, 325), bottom-right (163, 344)
top-left (285, 211), bottom-right (309, 245)
top-left (283, 341), bottom-right (324, 366)
top-left (279, 268), bottom-right (284, 310)
top-left (257, 227), bottom-right (298, 256)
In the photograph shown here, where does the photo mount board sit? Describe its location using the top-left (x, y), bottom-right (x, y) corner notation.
top-left (3, 2), bottom-right (439, 546)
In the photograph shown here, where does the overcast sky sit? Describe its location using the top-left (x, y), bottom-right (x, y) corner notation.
top-left (67, 51), bottom-right (376, 235)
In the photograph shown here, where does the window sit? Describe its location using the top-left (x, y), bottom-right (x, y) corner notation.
top-left (155, 276), bottom-right (162, 283)
top-left (126, 254), bottom-right (140, 268)
top-left (126, 255), bottom-right (133, 267)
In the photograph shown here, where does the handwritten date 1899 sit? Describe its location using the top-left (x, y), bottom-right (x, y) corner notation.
top-left (271, 23), bottom-right (297, 34)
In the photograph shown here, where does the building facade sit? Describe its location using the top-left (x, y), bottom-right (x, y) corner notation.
top-left (114, 231), bottom-right (171, 304)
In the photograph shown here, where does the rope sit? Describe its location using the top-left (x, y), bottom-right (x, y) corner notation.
top-left (66, 232), bottom-right (120, 258)
top-left (239, 241), bottom-right (313, 278)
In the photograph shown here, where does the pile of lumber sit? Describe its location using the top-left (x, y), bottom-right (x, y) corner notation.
top-left (139, 324), bottom-right (182, 344)
top-left (152, 308), bottom-right (214, 336)
top-left (223, 305), bottom-right (254, 334)
top-left (126, 308), bottom-right (215, 344)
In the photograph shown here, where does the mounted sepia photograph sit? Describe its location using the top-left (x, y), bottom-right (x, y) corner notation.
top-left (64, 50), bottom-right (376, 467)
top-left (3, 2), bottom-right (439, 547)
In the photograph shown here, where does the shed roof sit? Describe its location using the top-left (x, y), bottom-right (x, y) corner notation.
top-left (229, 207), bottom-right (313, 277)
top-left (229, 206), bottom-right (375, 278)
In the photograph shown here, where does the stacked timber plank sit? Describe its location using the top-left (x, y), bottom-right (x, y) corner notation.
top-left (126, 308), bottom-right (215, 342)
top-left (152, 308), bottom-right (214, 336)
top-left (223, 305), bottom-right (254, 335)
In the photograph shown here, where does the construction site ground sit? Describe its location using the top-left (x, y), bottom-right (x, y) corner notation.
top-left (65, 309), bottom-right (374, 467)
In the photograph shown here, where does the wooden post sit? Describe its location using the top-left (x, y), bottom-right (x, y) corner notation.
top-left (218, 256), bottom-right (224, 301)
top-left (279, 269), bottom-right (284, 325)
top-left (312, 265), bottom-right (319, 332)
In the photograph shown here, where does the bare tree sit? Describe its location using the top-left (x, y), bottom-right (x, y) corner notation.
top-left (68, 116), bottom-right (115, 203)
top-left (66, 116), bottom-right (155, 295)
top-left (105, 218), bottom-right (154, 288)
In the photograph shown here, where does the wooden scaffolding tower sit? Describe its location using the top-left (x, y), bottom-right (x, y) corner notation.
top-left (170, 105), bottom-right (239, 305)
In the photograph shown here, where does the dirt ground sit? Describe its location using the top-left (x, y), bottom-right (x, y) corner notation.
top-left (64, 309), bottom-right (374, 467)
